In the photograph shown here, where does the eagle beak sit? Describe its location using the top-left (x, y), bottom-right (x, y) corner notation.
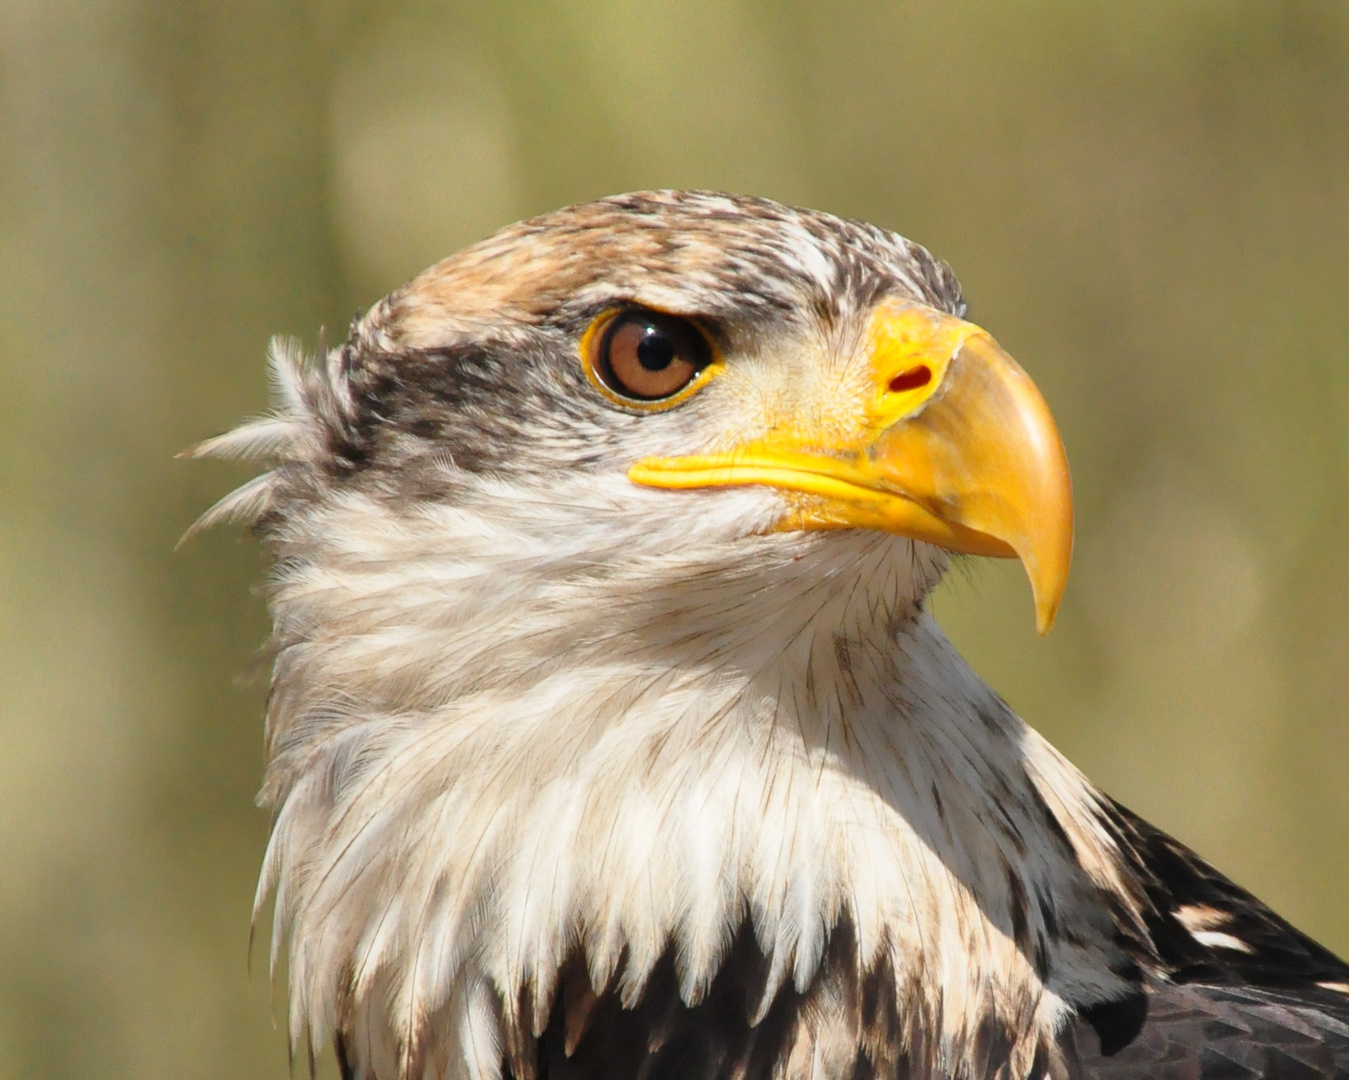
top-left (628, 300), bottom-right (1074, 634)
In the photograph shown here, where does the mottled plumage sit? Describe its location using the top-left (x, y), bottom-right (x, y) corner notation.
top-left (195, 191), bottom-right (1349, 1080)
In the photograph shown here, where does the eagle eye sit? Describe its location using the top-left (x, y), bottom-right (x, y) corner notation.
top-left (588, 309), bottom-right (713, 403)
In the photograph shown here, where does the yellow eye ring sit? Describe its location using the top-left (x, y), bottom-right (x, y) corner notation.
top-left (580, 307), bottom-right (723, 411)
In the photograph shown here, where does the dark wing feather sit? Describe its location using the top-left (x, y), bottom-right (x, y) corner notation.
top-left (1073, 801), bottom-right (1349, 1079)
top-left (1075, 983), bottom-right (1349, 1080)
top-left (1103, 801), bottom-right (1349, 990)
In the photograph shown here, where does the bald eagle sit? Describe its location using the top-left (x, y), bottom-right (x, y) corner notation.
top-left (194, 192), bottom-right (1349, 1080)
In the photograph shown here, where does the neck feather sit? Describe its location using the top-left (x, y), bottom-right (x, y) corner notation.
top-left (256, 489), bottom-right (1136, 1076)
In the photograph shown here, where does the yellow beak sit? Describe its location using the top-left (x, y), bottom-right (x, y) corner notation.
top-left (627, 300), bottom-right (1074, 634)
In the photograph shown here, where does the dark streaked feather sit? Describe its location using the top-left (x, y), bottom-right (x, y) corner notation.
top-left (1072, 802), bottom-right (1349, 1078)
top-left (524, 920), bottom-right (892, 1080)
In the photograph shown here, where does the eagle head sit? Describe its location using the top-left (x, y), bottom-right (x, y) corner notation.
top-left (195, 192), bottom-right (1140, 1080)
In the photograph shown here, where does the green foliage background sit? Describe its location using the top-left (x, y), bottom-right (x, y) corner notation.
top-left (2, 2), bottom-right (1347, 1075)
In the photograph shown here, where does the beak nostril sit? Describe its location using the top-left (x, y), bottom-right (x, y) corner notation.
top-left (889, 366), bottom-right (933, 394)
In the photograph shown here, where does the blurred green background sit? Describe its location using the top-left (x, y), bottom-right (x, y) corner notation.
top-left (2, 1), bottom-right (1347, 1076)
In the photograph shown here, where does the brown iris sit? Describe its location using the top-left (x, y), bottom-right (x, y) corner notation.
top-left (591, 310), bottom-right (712, 401)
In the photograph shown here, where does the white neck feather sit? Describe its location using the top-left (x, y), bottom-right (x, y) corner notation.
top-left (256, 475), bottom-right (1132, 1076)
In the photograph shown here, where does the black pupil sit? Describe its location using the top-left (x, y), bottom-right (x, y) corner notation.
top-left (636, 327), bottom-right (676, 371)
